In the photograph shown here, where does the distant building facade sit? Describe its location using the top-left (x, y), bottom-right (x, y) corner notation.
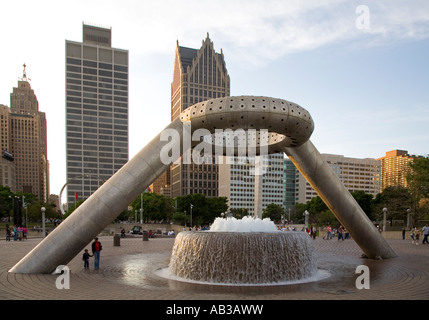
top-left (377, 150), bottom-right (420, 191)
top-left (65, 24), bottom-right (129, 206)
top-left (0, 104), bottom-right (16, 192)
top-left (296, 153), bottom-right (381, 204)
top-left (219, 154), bottom-right (284, 217)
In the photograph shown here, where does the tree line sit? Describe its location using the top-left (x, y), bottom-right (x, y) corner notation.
top-left (0, 186), bottom-right (59, 225)
top-left (64, 192), bottom-right (228, 227)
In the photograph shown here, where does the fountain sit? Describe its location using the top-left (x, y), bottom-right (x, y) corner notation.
top-left (167, 217), bottom-right (319, 285)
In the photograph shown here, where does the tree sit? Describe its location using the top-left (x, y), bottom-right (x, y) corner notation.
top-left (351, 190), bottom-right (374, 220)
top-left (407, 156), bottom-right (429, 220)
top-left (372, 186), bottom-right (412, 225)
top-left (0, 185), bottom-right (14, 219)
top-left (174, 194), bottom-right (228, 226)
top-left (131, 192), bottom-right (174, 223)
top-left (262, 203), bottom-right (284, 223)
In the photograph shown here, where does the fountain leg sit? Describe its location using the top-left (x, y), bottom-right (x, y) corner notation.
top-left (9, 118), bottom-right (185, 274)
top-left (283, 140), bottom-right (397, 259)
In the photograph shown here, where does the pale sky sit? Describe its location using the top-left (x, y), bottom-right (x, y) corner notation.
top-left (1, 0), bottom-right (429, 200)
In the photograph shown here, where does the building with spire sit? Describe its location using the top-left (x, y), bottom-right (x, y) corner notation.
top-left (7, 64), bottom-right (49, 201)
top-left (169, 34), bottom-right (230, 198)
top-left (65, 23), bottom-right (129, 207)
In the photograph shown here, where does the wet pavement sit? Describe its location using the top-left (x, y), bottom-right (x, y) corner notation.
top-left (0, 234), bottom-right (428, 301)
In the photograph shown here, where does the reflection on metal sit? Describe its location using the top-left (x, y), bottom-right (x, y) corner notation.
top-left (9, 96), bottom-right (396, 274)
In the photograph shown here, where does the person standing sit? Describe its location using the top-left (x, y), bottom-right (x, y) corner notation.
top-left (422, 224), bottom-right (429, 244)
top-left (82, 249), bottom-right (93, 269)
top-left (91, 237), bottom-right (102, 269)
top-left (337, 225), bottom-right (344, 241)
top-left (5, 224), bottom-right (11, 241)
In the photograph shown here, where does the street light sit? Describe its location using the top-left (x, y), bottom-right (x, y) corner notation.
top-left (190, 204), bottom-right (193, 229)
top-left (383, 207), bottom-right (387, 232)
top-left (407, 208), bottom-right (411, 229)
top-left (41, 207), bottom-right (46, 238)
top-left (303, 210), bottom-right (309, 230)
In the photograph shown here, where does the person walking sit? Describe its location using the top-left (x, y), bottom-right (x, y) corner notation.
top-left (91, 237), bottom-right (102, 269)
top-left (422, 224), bottom-right (429, 244)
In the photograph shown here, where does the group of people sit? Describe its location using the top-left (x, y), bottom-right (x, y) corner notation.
top-left (5, 224), bottom-right (28, 241)
top-left (409, 224), bottom-right (429, 245)
top-left (82, 237), bottom-right (103, 269)
top-left (321, 225), bottom-right (350, 240)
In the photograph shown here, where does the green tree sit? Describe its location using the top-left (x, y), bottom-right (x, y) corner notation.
top-left (0, 185), bottom-right (14, 219)
top-left (262, 203), bottom-right (284, 223)
top-left (407, 156), bottom-right (429, 220)
top-left (351, 190), bottom-right (374, 220)
top-left (131, 192), bottom-right (174, 223)
top-left (174, 194), bottom-right (228, 226)
top-left (372, 186), bottom-right (412, 225)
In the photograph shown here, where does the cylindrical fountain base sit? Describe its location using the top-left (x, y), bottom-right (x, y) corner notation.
top-left (169, 231), bottom-right (317, 285)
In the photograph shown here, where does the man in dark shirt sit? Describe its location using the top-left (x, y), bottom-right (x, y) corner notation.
top-left (91, 237), bottom-right (102, 269)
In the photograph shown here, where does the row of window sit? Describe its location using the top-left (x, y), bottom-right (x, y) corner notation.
top-left (67, 58), bottom-right (127, 72)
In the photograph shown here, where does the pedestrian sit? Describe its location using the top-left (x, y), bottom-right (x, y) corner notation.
top-left (23, 226), bottom-right (27, 240)
top-left (338, 225), bottom-right (344, 241)
top-left (312, 225), bottom-right (317, 240)
top-left (422, 224), bottom-right (429, 244)
top-left (326, 225), bottom-right (332, 240)
top-left (412, 227), bottom-right (420, 245)
top-left (5, 224), bottom-right (11, 241)
top-left (13, 226), bottom-right (18, 241)
top-left (82, 249), bottom-right (93, 269)
top-left (402, 228), bottom-right (406, 240)
top-left (91, 237), bottom-right (102, 269)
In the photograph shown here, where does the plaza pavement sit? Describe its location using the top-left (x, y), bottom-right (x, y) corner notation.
top-left (0, 232), bottom-right (428, 303)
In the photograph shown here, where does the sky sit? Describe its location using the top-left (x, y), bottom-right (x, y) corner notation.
top-left (1, 0), bottom-right (429, 200)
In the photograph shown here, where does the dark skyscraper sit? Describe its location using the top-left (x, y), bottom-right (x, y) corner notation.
top-left (170, 34), bottom-right (230, 198)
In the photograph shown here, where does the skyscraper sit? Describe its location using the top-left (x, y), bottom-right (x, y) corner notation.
top-left (170, 34), bottom-right (230, 198)
top-left (8, 65), bottom-right (49, 201)
top-left (65, 23), bottom-right (129, 207)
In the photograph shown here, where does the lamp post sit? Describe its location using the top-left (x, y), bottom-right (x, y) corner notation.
top-left (406, 208), bottom-right (411, 229)
top-left (140, 192), bottom-right (143, 224)
top-left (41, 207), bottom-right (46, 238)
top-left (383, 207), bottom-right (387, 232)
top-left (304, 210), bottom-right (309, 230)
top-left (190, 204), bottom-right (193, 230)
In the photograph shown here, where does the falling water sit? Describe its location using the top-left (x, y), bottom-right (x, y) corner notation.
top-left (168, 217), bottom-right (318, 285)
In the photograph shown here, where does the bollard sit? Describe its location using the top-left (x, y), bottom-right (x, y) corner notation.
top-left (113, 233), bottom-right (120, 246)
top-left (142, 231), bottom-right (149, 241)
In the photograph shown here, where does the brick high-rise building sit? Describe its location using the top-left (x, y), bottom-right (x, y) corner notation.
top-left (8, 65), bottom-right (49, 201)
top-left (65, 23), bottom-right (129, 207)
top-left (377, 150), bottom-right (420, 191)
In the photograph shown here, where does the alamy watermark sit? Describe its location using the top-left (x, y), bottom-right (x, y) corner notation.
top-left (55, 265), bottom-right (70, 290)
top-left (356, 5), bottom-right (370, 30)
top-left (355, 265), bottom-right (370, 289)
top-left (160, 123), bottom-right (270, 175)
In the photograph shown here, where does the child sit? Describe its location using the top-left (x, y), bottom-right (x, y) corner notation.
top-left (82, 249), bottom-right (93, 269)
